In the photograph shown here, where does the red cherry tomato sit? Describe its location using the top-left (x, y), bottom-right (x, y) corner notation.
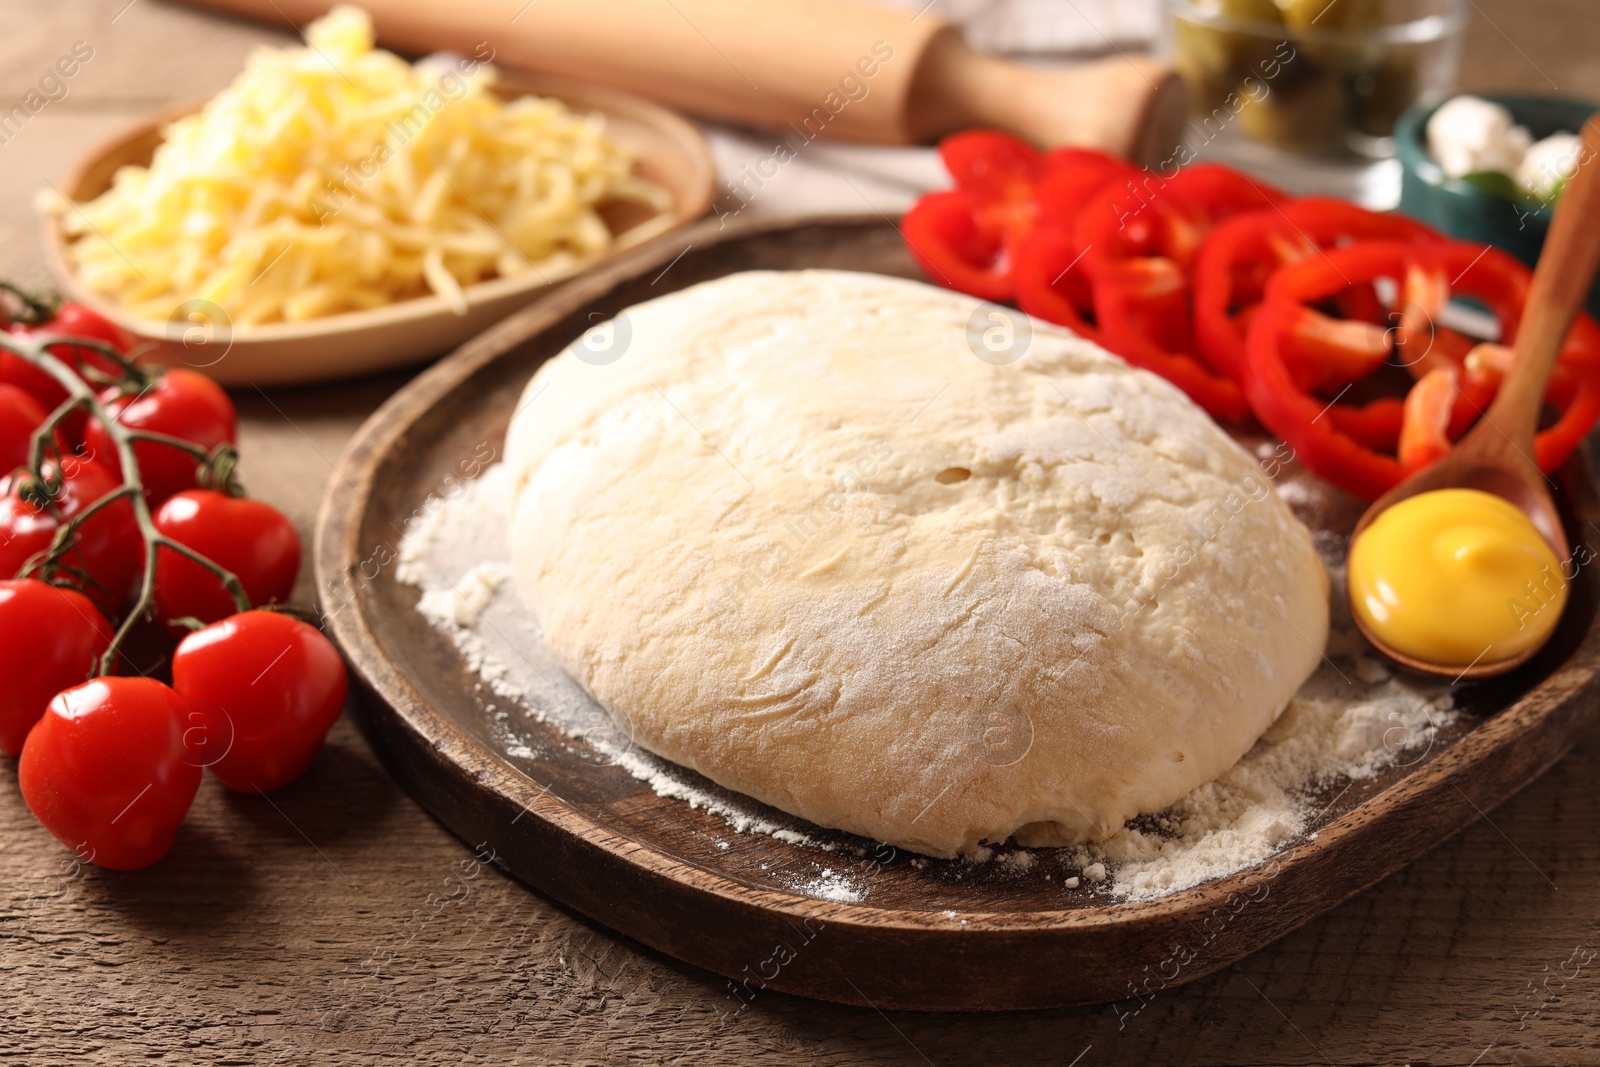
top-left (154, 490), bottom-right (300, 626)
top-left (172, 611), bottom-right (348, 793)
top-left (83, 369), bottom-right (237, 504)
top-left (13, 303), bottom-right (129, 382)
top-left (0, 579), bottom-right (114, 756)
top-left (0, 345), bottom-right (67, 413)
top-left (0, 459), bottom-right (142, 609)
top-left (3, 303), bottom-right (130, 413)
top-left (18, 676), bottom-right (201, 870)
top-left (0, 383), bottom-right (47, 475)
top-left (42, 304), bottom-right (130, 378)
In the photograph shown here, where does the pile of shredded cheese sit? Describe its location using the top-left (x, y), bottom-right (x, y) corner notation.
top-left (42, 6), bottom-right (671, 324)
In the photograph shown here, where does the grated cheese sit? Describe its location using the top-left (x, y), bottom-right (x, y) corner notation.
top-left (41, 6), bottom-right (671, 324)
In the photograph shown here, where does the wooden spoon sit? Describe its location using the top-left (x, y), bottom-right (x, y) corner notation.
top-left (1348, 113), bottom-right (1600, 680)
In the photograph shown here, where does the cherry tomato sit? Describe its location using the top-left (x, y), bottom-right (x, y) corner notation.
top-left (42, 304), bottom-right (130, 378)
top-left (0, 346), bottom-right (67, 413)
top-left (0, 579), bottom-right (114, 755)
top-left (172, 611), bottom-right (348, 793)
top-left (2, 303), bottom-right (130, 416)
top-left (83, 369), bottom-right (237, 504)
top-left (0, 459), bottom-right (142, 609)
top-left (12, 303), bottom-right (129, 383)
top-left (0, 383), bottom-right (47, 476)
top-left (18, 676), bottom-right (201, 870)
top-left (154, 490), bottom-right (300, 626)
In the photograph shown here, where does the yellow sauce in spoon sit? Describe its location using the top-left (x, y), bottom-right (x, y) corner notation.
top-left (1347, 488), bottom-right (1568, 667)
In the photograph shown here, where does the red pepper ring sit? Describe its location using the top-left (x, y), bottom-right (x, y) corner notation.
top-left (1523, 316), bottom-right (1600, 472)
top-left (1074, 180), bottom-right (1209, 276)
top-left (1325, 398), bottom-right (1405, 451)
top-left (938, 129), bottom-right (1044, 197)
top-left (1092, 258), bottom-right (1251, 421)
top-left (1034, 154), bottom-right (1141, 228)
top-left (1245, 296), bottom-right (1406, 500)
top-left (903, 131), bottom-right (1057, 303)
top-left (1012, 224), bottom-right (1101, 341)
top-left (1009, 151), bottom-right (1140, 341)
top-left (1163, 162), bottom-right (1291, 224)
top-left (901, 189), bottom-right (1019, 302)
top-left (1193, 198), bottom-right (1438, 381)
top-left (1246, 239), bottom-right (1600, 499)
top-left (1064, 171), bottom-right (1265, 420)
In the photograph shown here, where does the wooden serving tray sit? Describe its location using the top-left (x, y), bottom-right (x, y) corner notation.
top-left (314, 216), bottom-right (1600, 1011)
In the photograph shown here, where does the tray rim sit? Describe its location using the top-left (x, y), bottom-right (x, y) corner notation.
top-left (314, 213), bottom-right (1600, 1007)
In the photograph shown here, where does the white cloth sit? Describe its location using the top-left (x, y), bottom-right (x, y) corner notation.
top-left (876, 0), bottom-right (1160, 55)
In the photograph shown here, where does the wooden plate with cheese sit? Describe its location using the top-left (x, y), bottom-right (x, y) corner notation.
top-left (42, 70), bottom-right (713, 387)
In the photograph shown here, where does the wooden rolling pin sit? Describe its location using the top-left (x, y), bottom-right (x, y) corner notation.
top-left (181, 0), bottom-right (1187, 165)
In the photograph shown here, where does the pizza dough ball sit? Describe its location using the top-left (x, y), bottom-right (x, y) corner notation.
top-left (507, 271), bottom-right (1328, 857)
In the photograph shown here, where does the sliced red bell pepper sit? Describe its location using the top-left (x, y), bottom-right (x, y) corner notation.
top-left (1164, 162), bottom-right (1289, 223)
top-left (1454, 331), bottom-right (1600, 472)
top-left (902, 189), bottom-right (1019, 302)
top-left (1035, 151), bottom-right (1141, 228)
top-left (1074, 181), bottom-right (1208, 274)
top-left (1326, 398), bottom-right (1405, 451)
top-left (1094, 257), bottom-right (1194, 353)
top-left (1062, 163), bottom-right (1299, 422)
top-left (1193, 198), bottom-right (1437, 381)
top-left (1091, 257), bottom-right (1250, 420)
top-left (1332, 282), bottom-right (1390, 326)
top-left (907, 134), bottom-right (1138, 306)
top-left (1398, 366), bottom-right (1458, 472)
top-left (1279, 306), bottom-right (1392, 393)
top-left (1534, 318), bottom-right (1600, 472)
top-left (1010, 150), bottom-right (1140, 340)
top-left (1246, 238), bottom-right (1600, 499)
top-left (939, 130), bottom-right (1044, 197)
top-left (1246, 296), bottom-right (1406, 500)
top-left (1012, 224), bottom-right (1100, 341)
top-left (1062, 163), bottom-right (1283, 420)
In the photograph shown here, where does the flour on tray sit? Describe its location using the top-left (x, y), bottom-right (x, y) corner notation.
top-left (397, 464), bottom-right (827, 850)
top-left (399, 463), bottom-right (1454, 902)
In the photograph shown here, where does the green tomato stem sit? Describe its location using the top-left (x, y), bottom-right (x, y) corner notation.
top-left (0, 333), bottom-right (250, 675)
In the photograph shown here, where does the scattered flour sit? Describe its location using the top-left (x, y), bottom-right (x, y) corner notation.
top-left (791, 868), bottom-right (866, 903)
top-left (1273, 479), bottom-right (1313, 508)
top-left (399, 462), bottom-right (1457, 903)
top-left (415, 563), bottom-right (504, 627)
top-left (397, 464), bottom-right (830, 851)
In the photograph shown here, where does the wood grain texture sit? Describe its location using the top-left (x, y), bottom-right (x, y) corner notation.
top-left (317, 214), bottom-right (1600, 1011)
top-left (4, 1), bottom-right (1600, 1063)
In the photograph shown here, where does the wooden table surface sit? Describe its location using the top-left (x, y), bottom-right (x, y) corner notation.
top-left (4, 3), bottom-right (1600, 1064)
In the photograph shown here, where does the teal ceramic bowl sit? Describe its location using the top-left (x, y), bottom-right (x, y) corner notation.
top-left (1396, 93), bottom-right (1599, 315)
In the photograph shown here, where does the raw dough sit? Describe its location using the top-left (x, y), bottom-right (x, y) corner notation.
top-left (506, 270), bottom-right (1328, 857)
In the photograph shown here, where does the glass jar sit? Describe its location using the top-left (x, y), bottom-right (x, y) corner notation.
top-left (1161, 0), bottom-right (1466, 205)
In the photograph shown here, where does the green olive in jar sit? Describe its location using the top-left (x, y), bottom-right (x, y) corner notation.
top-left (1239, 59), bottom-right (1349, 152)
top-left (1346, 43), bottom-right (1421, 137)
top-left (1278, 0), bottom-right (1385, 71)
top-left (1277, 0), bottom-right (1383, 32)
top-left (1172, 0), bottom-right (1286, 113)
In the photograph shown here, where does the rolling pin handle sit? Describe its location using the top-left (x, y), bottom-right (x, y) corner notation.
top-left (907, 28), bottom-right (1189, 167)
